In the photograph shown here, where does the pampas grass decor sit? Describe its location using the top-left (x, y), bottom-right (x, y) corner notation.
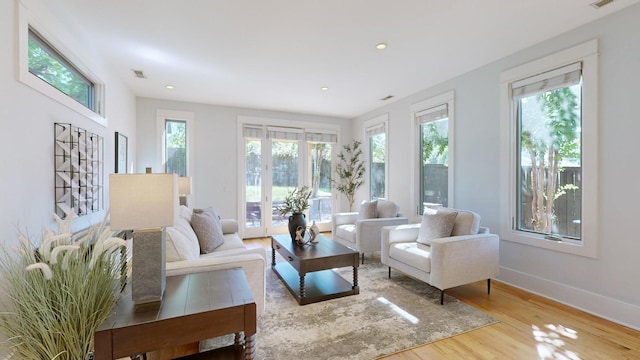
top-left (0, 213), bottom-right (128, 360)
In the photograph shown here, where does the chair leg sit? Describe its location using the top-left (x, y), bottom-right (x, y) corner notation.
top-left (487, 279), bottom-right (491, 294)
top-left (388, 267), bottom-right (391, 279)
top-left (440, 290), bottom-right (445, 305)
top-left (361, 253), bottom-right (365, 264)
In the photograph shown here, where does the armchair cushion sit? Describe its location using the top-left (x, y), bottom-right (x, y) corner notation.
top-left (357, 200), bottom-right (378, 220)
top-left (335, 224), bottom-right (356, 244)
top-left (417, 210), bottom-right (458, 246)
top-left (389, 242), bottom-right (431, 273)
top-left (377, 199), bottom-right (400, 218)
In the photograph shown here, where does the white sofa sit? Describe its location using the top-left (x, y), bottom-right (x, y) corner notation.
top-left (332, 199), bottom-right (408, 263)
top-left (164, 206), bottom-right (266, 315)
top-left (381, 207), bottom-right (499, 304)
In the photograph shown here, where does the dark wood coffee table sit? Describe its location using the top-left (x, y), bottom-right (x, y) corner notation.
top-left (271, 233), bottom-right (359, 305)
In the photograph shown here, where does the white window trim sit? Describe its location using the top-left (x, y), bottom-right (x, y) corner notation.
top-left (17, 1), bottom-right (107, 126)
top-left (156, 109), bottom-right (195, 180)
top-left (499, 39), bottom-right (599, 258)
top-left (364, 114), bottom-right (389, 200)
top-left (410, 91), bottom-right (455, 216)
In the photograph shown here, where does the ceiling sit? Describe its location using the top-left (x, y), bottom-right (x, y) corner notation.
top-left (47, 0), bottom-right (638, 118)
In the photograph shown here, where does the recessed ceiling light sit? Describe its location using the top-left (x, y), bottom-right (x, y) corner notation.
top-left (321, 86), bottom-right (329, 91)
top-left (376, 43), bottom-right (387, 50)
top-left (165, 85), bottom-right (175, 90)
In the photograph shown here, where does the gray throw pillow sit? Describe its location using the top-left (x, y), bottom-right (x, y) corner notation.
top-left (357, 200), bottom-right (378, 220)
top-left (417, 209), bottom-right (458, 246)
top-left (191, 207), bottom-right (225, 253)
top-left (376, 199), bottom-right (399, 218)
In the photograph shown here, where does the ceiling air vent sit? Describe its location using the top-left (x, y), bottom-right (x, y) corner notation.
top-left (132, 69), bottom-right (146, 79)
top-left (591, 0), bottom-right (614, 8)
top-left (380, 95), bottom-right (394, 101)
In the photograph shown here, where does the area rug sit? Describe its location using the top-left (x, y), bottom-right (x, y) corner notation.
top-left (204, 261), bottom-right (497, 359)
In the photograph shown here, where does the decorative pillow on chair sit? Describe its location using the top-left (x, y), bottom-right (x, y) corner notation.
top-left (357, 200), bottom-right (378, 220)
top-left (376, 199), bottom-right (399, 218)
top-left (191, 207), bottom-right (225, 253)
top-left (417, 209), bottom-right (458, 246)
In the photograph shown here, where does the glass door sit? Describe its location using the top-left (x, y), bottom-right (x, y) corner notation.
top-left (307, 142), bottom-right (333, 232)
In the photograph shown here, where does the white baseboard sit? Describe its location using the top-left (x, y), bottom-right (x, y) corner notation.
top-left (498, 266), bottom-right (640, 331)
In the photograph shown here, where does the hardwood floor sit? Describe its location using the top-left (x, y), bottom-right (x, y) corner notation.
top-left (244, 236), bottom-right (640, 359)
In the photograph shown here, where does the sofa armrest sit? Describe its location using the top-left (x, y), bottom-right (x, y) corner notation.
top-left (429, 233), bottom-right (499, 291)
top-left (220, 219), bottom-right (238, 234)
top-left (331, 212), bottom-right (358, 234)
top-left (166, 253), bottom-right (266, 316)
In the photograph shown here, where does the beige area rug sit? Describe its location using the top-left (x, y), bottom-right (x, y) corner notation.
top-left (203, 260), bottom-right (497, 359)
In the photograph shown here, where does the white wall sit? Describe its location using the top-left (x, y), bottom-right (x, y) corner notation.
top-left (135, 97), bottom-right (351, 220)
top-left (352, 5), bottom-right (640, 329)
top-left (0, 0), bottom-right (136, 249)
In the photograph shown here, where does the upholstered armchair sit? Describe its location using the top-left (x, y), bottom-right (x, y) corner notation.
top-left (381, 207), bottom-right (499, 304)
top-left (332, 199), bottom-right (408, 263)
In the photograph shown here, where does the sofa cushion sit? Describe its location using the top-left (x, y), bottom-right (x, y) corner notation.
top-left (358, 200), bottom-right (378, 220)
top-left (376, 199), bottom-right (399, 218)
top-left (417, 209), bottom-right (458, 246)
top-left (389, 242), bottom-right (431, 273)
top-left (335, 224), bottom-right (357, 244)
top-left (166, 215), bottom-right (200, 262)
top-left (451, 209), bottom-right (481, 236)
top-left (191, 207), bottom-right (225, 253)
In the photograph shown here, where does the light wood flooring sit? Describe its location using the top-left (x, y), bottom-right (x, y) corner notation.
top-left (244, 236), bottom-right (640, 360)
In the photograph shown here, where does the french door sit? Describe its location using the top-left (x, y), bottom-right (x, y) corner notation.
top-left (241, 125), bottom-right (335, 238)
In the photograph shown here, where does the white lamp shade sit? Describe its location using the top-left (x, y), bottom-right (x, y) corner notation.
top-left (178, 176), bottom-right (192, 195)
top-left (109, 173), bottom-right (179, 230)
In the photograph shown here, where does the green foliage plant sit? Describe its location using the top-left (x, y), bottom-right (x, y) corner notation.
top-left (332, 140), bottom-right (365, 211)
top-left (277, 186), bottom-right (312, 216)
top-left (0, 213), bottom-right (128, 360)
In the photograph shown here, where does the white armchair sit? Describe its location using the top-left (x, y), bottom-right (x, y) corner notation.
top-left (381, 208), bottom-right (499, 304)
top-left (332, 199), bottom-right (408, 263)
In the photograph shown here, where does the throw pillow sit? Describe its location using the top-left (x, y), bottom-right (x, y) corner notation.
top-left (451, 210), bottom-right (481, 236)
top-left (165, 215), bottom-right (200, 262)
top-left (357, 200), bottom-right (378, 220)
top-left (417, 209), bottom-right (458, 246)
top-left (191, 207), bottom-right (225, 253)
top-left (376, 199), bottom-right (399, 218)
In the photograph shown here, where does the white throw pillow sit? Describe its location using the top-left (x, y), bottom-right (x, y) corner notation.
top-left (357, 200), bottom-right (378, 220)
top-left (376, 199), bottom-right (399, 218)
top-left (417, 209), bottom-right (458, 246)
top-left (165, 216), bottom-right (200, 262)
top-left (451, 210), bottom-right (481, 236)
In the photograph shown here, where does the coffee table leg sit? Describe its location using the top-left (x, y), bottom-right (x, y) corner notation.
top-left (299, 273), bottom-right (305, 300)
top-left (245, 333), bottom-right (256, 360)
top-left (353, 266), bottom-right (359, 290)
top-left (271, 247), bottom-right (276, 267)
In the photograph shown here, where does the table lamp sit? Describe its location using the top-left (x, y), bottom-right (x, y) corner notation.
top-left (109, 173), bottom-right (178, 306)
top-left (178, 176), bottom-right (192, 206)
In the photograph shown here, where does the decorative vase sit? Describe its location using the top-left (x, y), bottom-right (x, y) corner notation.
top-left (288, 213), bottom-right (306, 242)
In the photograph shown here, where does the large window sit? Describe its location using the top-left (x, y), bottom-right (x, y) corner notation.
top-left (28, 28), bottom-right (95, 111)
top-left (165, 120), bottom-right (187, 176)
top-left (412, 91), bottom-right (454, 215)
top-left (157, 110), bottom-right (194, 177)
top-left (365, 118), bottom-right (387, 200)
top-left (500, 40), bottom-right (598, 258)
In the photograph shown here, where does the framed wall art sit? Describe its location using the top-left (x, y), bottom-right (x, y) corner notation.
top-left (115, 132), bottom-right (128, 173)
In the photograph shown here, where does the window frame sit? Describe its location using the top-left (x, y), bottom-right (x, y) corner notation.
top-left (364, 114), bottom-right (388, 200)
top-left (411, 91), bottom-right (455, 216)
top-left (499, 39), bottom-right (599, 258)
top-left (17, 1), bottom-right (107, 126)
top-left (156, 109), bottom-right (195, 178)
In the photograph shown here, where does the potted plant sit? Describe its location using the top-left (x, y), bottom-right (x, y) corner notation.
top-left (277, 186), bottom-right (312, 243)
top-left (0, 213), bottom-right (128, 360)
top-left (332, 140), bottom-right (365, 211)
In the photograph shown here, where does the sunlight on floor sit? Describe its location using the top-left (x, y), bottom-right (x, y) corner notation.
top-left (377, 297), bottom-right (419, 324)
top-left (532, 324), bottom-right (581, 360)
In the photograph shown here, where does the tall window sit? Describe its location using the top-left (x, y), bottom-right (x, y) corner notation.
top-left (365, 121), bottom-right (386, 200)
top-left (500, 39), bottom-right (598, 257)
top-left (514, 63), bottom-right (582, 240)
top-left (164, 120), bottom-right (187, 176)
top-left (418, 105), bottom-right (449, 210)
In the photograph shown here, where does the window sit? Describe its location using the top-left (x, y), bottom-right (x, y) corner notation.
top-left (28, 28), bottom-right (95, 111)
top-left (412, 91), bottom-right (454, 215)
top-left (500, 39), bottom-right (598, 258)
top-left (17, 2), bottom-right (106, 125)
top-left (165, 120), bottom-right (187, 176)
top-left (365, 117), bottom-right (387, 200)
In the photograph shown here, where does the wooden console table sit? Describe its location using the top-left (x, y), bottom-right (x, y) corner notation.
top-left (94, 268), bottom-right (256, 360)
